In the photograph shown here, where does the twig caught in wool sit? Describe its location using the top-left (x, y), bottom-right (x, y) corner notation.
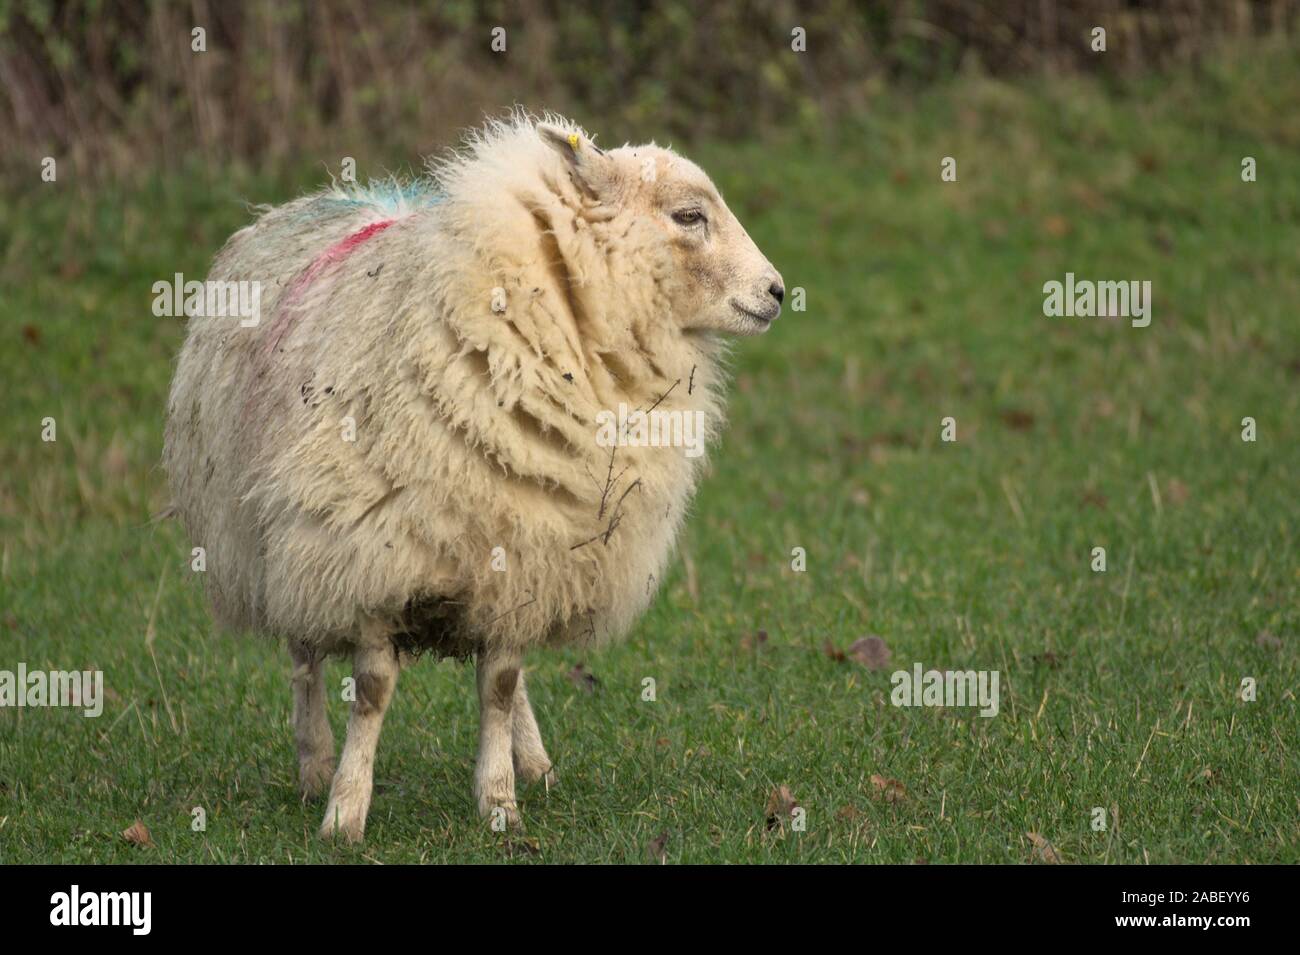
top-left (486, 590), bottom-right (537, 625)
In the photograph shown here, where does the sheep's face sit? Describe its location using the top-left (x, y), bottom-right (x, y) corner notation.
top-left (539, 125), bottom-right (785, 337)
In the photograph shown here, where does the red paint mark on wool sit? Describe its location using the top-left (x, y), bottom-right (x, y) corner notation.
top-left (262, 218), bottom-right (397, 358)
top-left (293, 218), bottom-right (396, 297)
top-left (312, 219), bottom-right (396, 272)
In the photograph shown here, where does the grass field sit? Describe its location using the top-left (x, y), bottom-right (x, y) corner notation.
top-left (2, 42), bottom-right (1298, 864)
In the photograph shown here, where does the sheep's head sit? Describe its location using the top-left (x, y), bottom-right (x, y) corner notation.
top-left (538, 124), bottom-right (784, 337)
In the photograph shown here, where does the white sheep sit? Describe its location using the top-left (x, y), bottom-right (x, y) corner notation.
top-left (163, 112), bottom-right (784, 840)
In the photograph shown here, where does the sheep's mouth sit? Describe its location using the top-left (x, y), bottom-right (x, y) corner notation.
top-left (729, 299), bottom-right (779, 325)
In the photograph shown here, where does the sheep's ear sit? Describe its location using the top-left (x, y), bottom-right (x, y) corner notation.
top-left (537, 123), bottom-right (615, 196)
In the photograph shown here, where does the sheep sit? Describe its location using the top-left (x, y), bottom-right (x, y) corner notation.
top-left (163, 112), bottom-right (785, 841)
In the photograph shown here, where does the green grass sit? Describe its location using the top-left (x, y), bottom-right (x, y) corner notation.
top-left (1, 42), bottom-right (1298, 863)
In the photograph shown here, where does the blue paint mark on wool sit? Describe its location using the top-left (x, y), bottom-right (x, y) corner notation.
top-left (310, 177), bottom-right (445, 220)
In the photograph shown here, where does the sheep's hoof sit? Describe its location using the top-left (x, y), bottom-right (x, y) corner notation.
top-left (299, 757), bottom-right (336, 800)
top-left (515, 759), bottom-right (557, 789)
top-left (319, 804), bottom-right (366, 843)
top-left (480, 800), bottom-right (523, 831)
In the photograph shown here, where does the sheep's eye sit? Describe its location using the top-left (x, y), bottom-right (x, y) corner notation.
top-left (671, 208), bottom-right (705, 227)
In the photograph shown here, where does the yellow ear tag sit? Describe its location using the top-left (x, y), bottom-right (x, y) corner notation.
top-left (567, 133), bottom-right (580, 151)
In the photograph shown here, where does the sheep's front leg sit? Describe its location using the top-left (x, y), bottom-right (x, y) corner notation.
top-left (511, 670), bottom-right (556, 788)
top-left (320, 625), bottom-right (398, 842)
top-left (289, 641), bottom-right (335, 799)
top-left (474, 647), bottom-right (522, 828)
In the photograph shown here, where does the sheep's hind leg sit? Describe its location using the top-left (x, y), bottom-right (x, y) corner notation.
top-left (511, 670), bottom-right (556, 788)
top-left (320, 621), bottom-right (399, 842)
top-left (290, 641), bottom-right (334, 799)
top-left (474, 647), bottom-right (523, 828)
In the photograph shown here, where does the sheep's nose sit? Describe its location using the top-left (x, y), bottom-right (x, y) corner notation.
top-left (768, 281), bottom-right (785, 305)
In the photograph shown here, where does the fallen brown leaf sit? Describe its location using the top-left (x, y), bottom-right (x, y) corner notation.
top-left (869, 774), bottom-right (906, 803)
top-left (823, 640), bottom-right (846, 662)
top-left (765, 785), bottom-right (800, 830)
top-left (999, 408), bottom-right (1036, 431)
top-left (1042, 215), bottom-right (1070, 238)
top-left (849, 636), bottom-right (892, 671)
top-left (739, 629), bottom-right (769, 652)
top-left (646, 830), bottom-right (669, 863)
top-left (1026, 831), bottom-right (1062, 864)
top-left (122, 819), bottom-right (153, 847)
